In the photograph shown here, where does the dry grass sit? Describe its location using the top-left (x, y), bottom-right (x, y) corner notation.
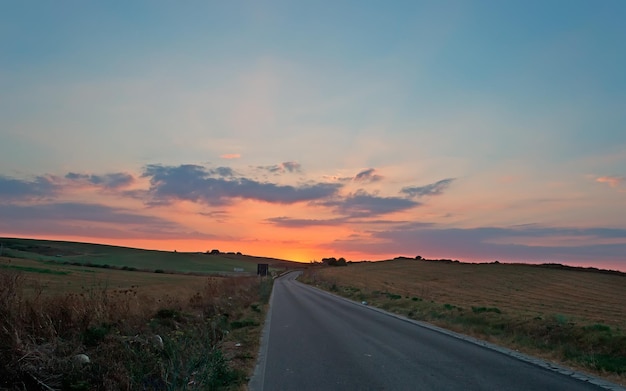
top-left (0, 256), bottom-right (272, 390)
top-left (1, 256), bottom-right (211, 296)
top-left (302, 259), bottom-right (626, 385)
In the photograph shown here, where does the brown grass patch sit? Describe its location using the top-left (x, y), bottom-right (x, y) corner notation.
top-left (0, 256), bottom-right (272, 390)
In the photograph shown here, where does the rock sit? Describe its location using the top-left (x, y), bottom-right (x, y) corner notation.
top-left (151, 335), bottom-right (164, 350)
top-left (361, 301), bottom-right (368, 305)
top-left (73, 354), bottom-right (90, 364)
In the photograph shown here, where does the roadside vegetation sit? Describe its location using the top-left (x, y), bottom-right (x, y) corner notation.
top-left (299, 259), bottom-right (626, 386)
top-left (0, 255), bottom-right (274, 390)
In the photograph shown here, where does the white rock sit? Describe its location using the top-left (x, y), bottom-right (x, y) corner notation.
top-left (73, 354), bottom-right (90, 364)
top-left (151, 335), bottom-right (164, 349)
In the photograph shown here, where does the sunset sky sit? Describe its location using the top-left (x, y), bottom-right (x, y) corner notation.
top-left (1, 2), bottom-right (625, 270)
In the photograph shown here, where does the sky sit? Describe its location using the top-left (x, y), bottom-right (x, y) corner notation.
top-left (1, 1), bottom-right (625, 270)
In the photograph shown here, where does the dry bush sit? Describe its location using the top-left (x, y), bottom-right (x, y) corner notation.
top-left (0, 269), bottom-right (270, 390)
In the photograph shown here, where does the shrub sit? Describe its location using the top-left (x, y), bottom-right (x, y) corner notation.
top-left (471, 306), bottom-right (501, 314)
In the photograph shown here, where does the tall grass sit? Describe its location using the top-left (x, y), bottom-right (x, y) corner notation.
top-left (0, 268), bottom-right (271, 390)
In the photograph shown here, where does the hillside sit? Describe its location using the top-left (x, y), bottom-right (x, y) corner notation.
top-left (0, 237), bottom-right (300, 274)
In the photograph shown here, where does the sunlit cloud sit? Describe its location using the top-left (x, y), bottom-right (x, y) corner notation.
top-left (596, 175), bottom-right (624, 188)
top-left (401, 178), bottom-right (455, 198)
top-left (266, 216), bottom-right (347, 228)
top-left (220, 153), bottom-right (241, 159)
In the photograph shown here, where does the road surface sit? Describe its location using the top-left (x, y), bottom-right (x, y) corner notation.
top-left (250, 272), bottom-right (623, 391)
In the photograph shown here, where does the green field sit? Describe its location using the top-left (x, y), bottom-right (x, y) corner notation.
top-left (0, 237), bottom-right (298, 274)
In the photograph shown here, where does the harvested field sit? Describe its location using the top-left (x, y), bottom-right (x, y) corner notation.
top-left (301, 259), bottom-right (626, 385)
top-left (310, 259), bottom-right (626, 327)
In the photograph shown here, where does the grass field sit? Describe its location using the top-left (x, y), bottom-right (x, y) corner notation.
top-left (0, 238), bottom-right (293, 390)
top-left (300, 259), bottom-right (626, 385)
top-left (0, 237), bottom-right (299, 275)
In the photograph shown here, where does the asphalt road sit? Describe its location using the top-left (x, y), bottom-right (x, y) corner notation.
top-left (250, 272), bottom-right (623, 391)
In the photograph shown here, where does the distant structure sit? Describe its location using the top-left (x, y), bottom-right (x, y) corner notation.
top-left (257, 263), bottom-right (269, 276)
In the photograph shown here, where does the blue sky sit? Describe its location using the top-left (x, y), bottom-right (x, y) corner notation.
top-left (1, 1), bottom-right (625, 269)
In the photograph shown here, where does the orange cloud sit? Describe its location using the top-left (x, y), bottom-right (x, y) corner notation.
top-left (220, 153), bottom-right (241, 159)
top-left (596, 175), bottom-right (624, 188)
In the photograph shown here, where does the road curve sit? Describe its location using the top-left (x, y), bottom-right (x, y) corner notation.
top-left (250, 272), bottom-right (623, 391)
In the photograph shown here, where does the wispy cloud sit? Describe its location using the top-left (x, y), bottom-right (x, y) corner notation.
top-left (354, 168), bottom-right (383, 183)
top-left (143, 164), bottom-right (341, 205)
top-left (0, 202), bottom-right (215, 240)
top-left (596, 175), bottom-right (625, 188)
top-left (332, 224), bottom-right (626, 265)
top-left (401, 178), bottom-right (455, 198)
top-left (257, 161), bottom-right (302, 174)
top-left (65, 172), bottom-right (135, 189)
top-left (266, 216), bottom-right (347, 228)
top-left (0, 175), bottom-right (58, 200)
top-left (220, 154), bottom-right (241, 159)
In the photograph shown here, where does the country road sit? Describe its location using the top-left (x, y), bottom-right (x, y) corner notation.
top-left (249, 272), bottom-right (624, 391)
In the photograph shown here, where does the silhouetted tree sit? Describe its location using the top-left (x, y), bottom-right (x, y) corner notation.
top-left (322, 257), bottom-right (347, 266)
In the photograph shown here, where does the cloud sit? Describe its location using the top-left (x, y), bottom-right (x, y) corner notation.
top-left (208, 167), bottom-right (235, 177)
top-left (266, 216), bottom-right (347, 227)
top-left (258, 161), bottom-right (302, 174)
top-left (354, 168), bottom-right (383, 183)
top-left (0, 202), bottom-right (167, 225)
top-left (220, 153), bottom-right (241, 159)
top-left (0, 175), bottom-right (58, 200)
top-left (282, 161), bottom-right (302, 173)
top-left (0, 202), bottom-right (215, 240)
top-left (65, 172), bottom-right (135, 189)
top-left (596, 175), bottom-right (624, 188)
top-left (401, 178), bottom-right (455, 198)
top-left (322, 190), bottom-right (420, 218)
top-left (331, 224), bottom-right (626, 266)
top-left (143, 164), bottom-right (341, 205)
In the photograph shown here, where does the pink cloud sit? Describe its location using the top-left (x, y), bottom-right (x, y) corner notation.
top-left (220, 153), bottom-right (241, 159)
top-left (596, 175), bottom-right (625, 188)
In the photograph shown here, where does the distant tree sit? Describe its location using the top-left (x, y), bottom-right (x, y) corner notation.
top-left (322, 257), bottom-right (347, 266)
top-left (210, 249), bottom-right (220, 255)
top-left (415, 255), bottom-right (423, 260)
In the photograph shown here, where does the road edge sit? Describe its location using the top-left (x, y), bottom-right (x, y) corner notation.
top-left (247, 276), bottom-right (277, 391)
top-left (295, 279), bottom-right (626, 391)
